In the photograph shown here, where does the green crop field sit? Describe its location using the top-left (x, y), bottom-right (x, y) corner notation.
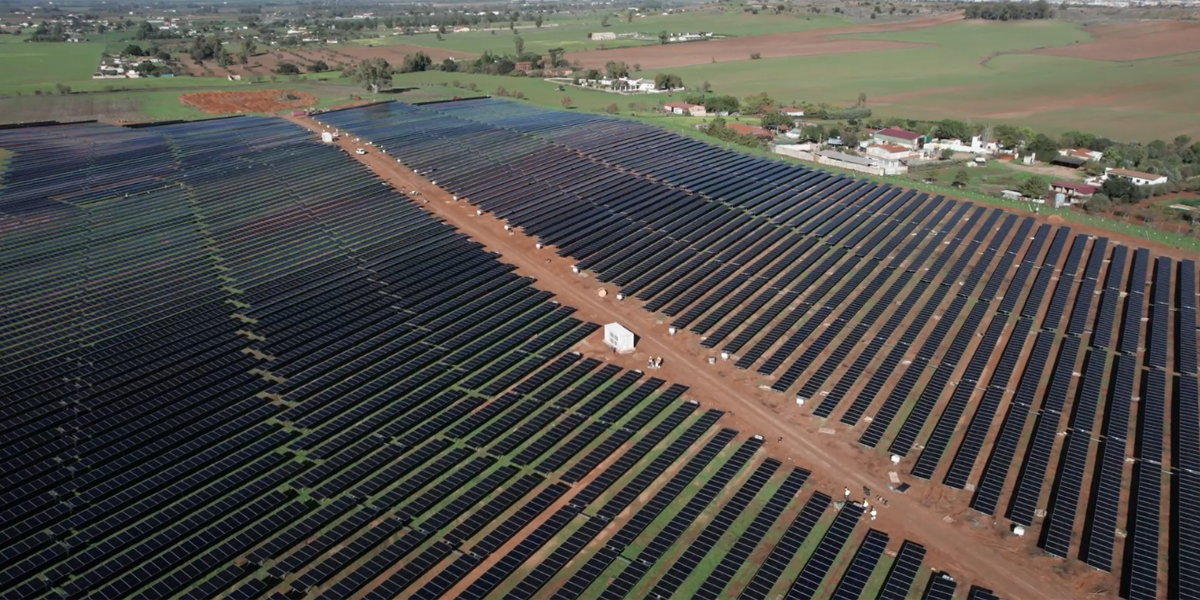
top-left (0, 42), bottom-right (104, 87)
top-left (354, 10), bottom-right (850, 56)
top-left (649, 19), bottom-right (1199, 141)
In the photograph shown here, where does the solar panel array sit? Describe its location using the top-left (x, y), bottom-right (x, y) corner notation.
top-left (0, 116), bottom-right (982, 600)
top-left (317, 97), bottom-right (1200, 598)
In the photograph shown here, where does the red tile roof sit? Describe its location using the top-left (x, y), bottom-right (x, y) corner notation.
top-left (727, 123), bottom-right (772, 138)
top-left (875, 127), bottom-right (921, 141)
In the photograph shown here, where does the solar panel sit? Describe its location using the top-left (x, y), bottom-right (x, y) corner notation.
top-left (785, 503), bottom-right (863, 599)
top-left (646, 459), bottom-right (780, 599)
top-left (875, 540), bottom-right (926, 600)
top-left (693, 467), bottom-right (810, 600)
top-left (830, 529), bottom-right (889, 600)
top-left (922, 571), bottom-right (959, 600)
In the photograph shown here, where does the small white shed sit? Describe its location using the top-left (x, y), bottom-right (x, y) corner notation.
top-left (604, 323), bottom-right (635, 354)
top-left (321, 131), bottom-right (336, 143)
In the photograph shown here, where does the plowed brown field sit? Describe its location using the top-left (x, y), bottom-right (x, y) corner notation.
top-left (1033, 20), bottom-right (1200, 61)
top-left (180, 89), bottom-right (318, 114)
top-left (566, 12), bottom-right (962, 70)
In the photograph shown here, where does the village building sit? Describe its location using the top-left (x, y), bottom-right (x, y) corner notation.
top-left (663, 101), bottom-right (706, 117)
top-left (1103, 167), bottom-right (1168, 186)
top-left (1049, 180), bottom-right (1098, 199)
top-left (873, 127), bottom-right (924, 150)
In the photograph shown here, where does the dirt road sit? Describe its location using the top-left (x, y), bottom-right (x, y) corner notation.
top-left (286, 113), bottom-right (1107, 600)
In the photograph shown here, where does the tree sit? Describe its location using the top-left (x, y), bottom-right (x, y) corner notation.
top-left (605, 60), bottom-right (629, 79)
top-left (276, 61), bottom-right (300, 75)
top-left (600, 15), bottom-right (610, 27)
top-left (400, 52), bottom-right (432, 73)
top-left (560, 96), bottom-right (572, 108)
top-left (1102, 176), bottom-right (1142, 203)
top-left (701, 81), bottom-right (712, 93)
top-left (1173, 135), bottom-right (1192, 152)
top-left (605, 103), bottom-right (619, 114)
top-left (349, 57), bottom-right (392, 93)
top-left (659, 30), bottom-right (669, 44)
top-left (702, 95), bottom-right (739, 114)
top-left (535, 14), bottom-right (544, 28)
top-left (55, 83), bottom-right (71, 95)
top-left (760, 110), bottom-right (792, 130)
top-left (741, 92), bottom-right (774, 115)
top-left (857, 91), bottom-right (867, 107)
top-left (843, 130), bottom-right (860, 148)
top-left (633, 63), bottom-right (642, 72)
top-left (805, 124), bottom-right (827, 143)
top-left (123, 43), bottom-right (145, 56)
top-left (240, 38), bottom-right (256, 64)
top-left (1027, 133), bottom-right (1060, 162)
top-left (627, 10), bottom-right (635, 22)
top-left (653, 73), bottom-right (683, 90)
top-left (439, 58), bottom-right (459, 72)
top-left (935, 119), bottom-right (971, 141)
top-left (1019, 175), bottom-right (1049, 200)
top-left (953, 169), bottom-right (970, 188)
top-left (513, 35), bottom-right (525, 56)
top-left (310, 60), bottom-right (330, 73)
top-left (940, 148), bottom-right (955, 160)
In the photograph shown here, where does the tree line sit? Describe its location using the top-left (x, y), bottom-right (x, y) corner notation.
top-left (964, 1), bottom-right (1053, 21)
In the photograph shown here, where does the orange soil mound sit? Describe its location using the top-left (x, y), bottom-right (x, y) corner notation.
top-left (1033, 20), bottom-right (1200, 61)
top-left (567, 12), bottom-right (961, 70)
top-left (180, 89), bottom-right (318, 114)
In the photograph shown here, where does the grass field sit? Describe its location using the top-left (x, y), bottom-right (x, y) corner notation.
top-left (650, 19), bottom-right (1199, 141)
top-left (0, 42), bottom-right (105, 87)
top-left (354, 10), bottom-right (851, 56)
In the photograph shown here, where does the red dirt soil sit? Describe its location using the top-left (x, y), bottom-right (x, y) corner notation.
top-left (567, 12), bottom-right (962, 70)
top-left (288, 113), bottom-right (1122, 600)
top-left (1033, 20), bottom-right (1200, 61)
top-left (180, 89), bottom-right (317, 114)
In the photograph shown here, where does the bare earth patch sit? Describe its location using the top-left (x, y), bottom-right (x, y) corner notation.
top-left (1032, 20), bottom-right (1200, 61)
top-left (567, 12), bottom-right (962, 70)
top-left (179, 89), bottom-right (318, 114)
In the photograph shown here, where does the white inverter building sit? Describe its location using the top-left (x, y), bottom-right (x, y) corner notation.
top-left (603, 323), bottom-right (635, 354)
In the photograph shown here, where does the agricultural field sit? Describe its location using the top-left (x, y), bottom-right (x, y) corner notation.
top-left (650, 18), bottom-right (1200, 141)
top-left (0, 40), bottom-right (104, 87)
top-left (352, 10), bottom-right (853, 56)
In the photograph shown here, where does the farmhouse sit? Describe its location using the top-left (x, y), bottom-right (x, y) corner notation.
top-left (1104, 167), bottom-right (1168, 186)
top-left (1049, 180), bottom-right (1097, 199)
top-left (1060, 147), bottom-right (1104, 162)
top-left (663, 102), bottom-right (706, 117)
top-left (926, 135), bottom-right (998, 156)
top-left (726, 123), bottom-right (773, 139)
top-left (865, 143), bottom-right (912, 162)
top-left (873, 127), bottom-right (923, 150)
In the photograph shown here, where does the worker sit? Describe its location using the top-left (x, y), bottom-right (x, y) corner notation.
top-left (844, 487), bottom-right (851, 499)
top-left (869, 508), bottom-right (877, 521)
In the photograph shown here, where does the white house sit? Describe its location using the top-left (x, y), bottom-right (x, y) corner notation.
top-left (865, 144), bottom-right (912, 162)
top-left (926, 135), bottom-right (998, 156)
top-left (1104, 167), bottom-right (1167, 186)
top-left (663, 101), bottom-right (706, 117)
